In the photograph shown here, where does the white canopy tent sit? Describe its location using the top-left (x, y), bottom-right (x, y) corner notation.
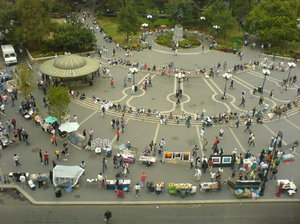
top-left (53, 165), bottom-right (84, 187)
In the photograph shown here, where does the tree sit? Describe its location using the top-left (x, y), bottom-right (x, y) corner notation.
top-left (17, 64), bottom-right (36, 100)
top-left (230, 0), bottom-right (256, 24)
top-left (167, 0), bottom-right (196, 25)
top-left (118, 3), bottom-right (141, 42)
top-left (203, 0), bottom-right (235, 41)
top-left (48, 23), bottom-right (96, 52)
top-left (246, 0), bottom-right (300, 46)
top-left (47, 86), bottom-right (71, 124)
top-left (0, 0), bottom-right (17, 41)
top-left (14, 0), bottom-right (51, 49)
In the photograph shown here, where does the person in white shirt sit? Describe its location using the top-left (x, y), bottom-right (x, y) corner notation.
top-left (134, 183), bottom-right (141, 197)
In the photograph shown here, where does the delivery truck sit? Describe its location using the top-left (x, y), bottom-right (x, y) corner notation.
top-left (1, 44), bottom-right (18, 65)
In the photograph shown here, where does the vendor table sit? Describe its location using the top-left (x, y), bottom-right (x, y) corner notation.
top-left (200, 182), bottom-right (221, 192)
top-left (121, 152), bottom-right (135, 163)
top-left (106, 179), bottom-right (131, 191)
top-left (277, 179), bottom-right (297, 196)
top-left (168, 183), bottom-right (197, 198)
top-left (139, 156), bottom-right (156, 166)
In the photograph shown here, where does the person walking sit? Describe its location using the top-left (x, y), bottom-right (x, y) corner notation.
top-left (110, 78), bottom-right (115, 88)
top-left (55, 148), bottom-right (60, 160)
top-left (104, 210), bottom-right (112, 224)
top-left (244, 119), bottom-right (252, 132)
top-left (200, 128), bottom-right (205, 140)
top-left (248, 134), bottom-right (256, 147)
top-left (208, 158), bottom-right (214, 172)
top-left (51, 135), bottom-right (57, 146)
top-left (210, 171), bottom-right (216, 182)
top-left (259, 95), bottom-right (264, 105)
top-left (229, 80), bottom-right (234, 89)
top-left (194, 168), bottom-right (202, 181)
top-left (89, 128), bottom-right (94, 141)
top-left (239, 95), bottom-right (246, 107)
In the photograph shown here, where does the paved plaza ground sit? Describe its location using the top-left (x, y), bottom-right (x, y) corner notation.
top-left (0, 5), bottom-right (300, 204)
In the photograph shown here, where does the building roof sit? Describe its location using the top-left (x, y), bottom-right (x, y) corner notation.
top-left (40, 54), bottom-right (100, 78)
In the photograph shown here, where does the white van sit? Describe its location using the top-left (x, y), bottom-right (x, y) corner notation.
top-left (1, 45), bottom-right (18, 65)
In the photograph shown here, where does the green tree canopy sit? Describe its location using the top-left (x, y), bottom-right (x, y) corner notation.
top-left (167, 0), bottom-right (196, 25)
top-left (117, 3), bottom-right (141, 42)
top-left (47, 86), bottom-right (71, 124)
top-left (246, 0), bottom-right (300, 46)
top-left (48, 22), bottom-right (96, 52)
top-left (17, 64), bottom-right (36, 100)
top-left (13, 0), bottom-right (51, 49)
top-left (203, 0), bottom-right (235, 40)
top-left (230, 0), bottom-right (256, 23)
top-left (0, 0), bottom-right (17, 41)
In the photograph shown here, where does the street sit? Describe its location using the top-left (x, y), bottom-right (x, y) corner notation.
top-left (1, 189), bottom-right (300, 224)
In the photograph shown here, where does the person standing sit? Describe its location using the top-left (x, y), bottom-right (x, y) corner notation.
top-left (116, 128), bottom-right (121, 142)
top-left (200, 128), bottom-right (205, 140)
top-left (43, 151), bottom-right (49, 165)
top-left (89, 128), bottom-right (94, 141)
top-left (13, 154), bottom-right (20, 166)
top-left (210, 171), bottom-right (216, 182)
top-left (102, 158), bottom-right (107, 173)
top-left (39, 149), bottom-right (43, 163)
top-left (194, 168), bottom-right (202, 181)
top-left (134, 182), bottom-right (141, 197)
top-left (110, 78), bottom-right (115, 88)
top-left (55, 148), bottom-right (60, 160)
top-left (140, 172), bottom-right (147, 187)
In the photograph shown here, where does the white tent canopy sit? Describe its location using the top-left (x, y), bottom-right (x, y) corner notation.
top-left (53, 165), bottom-right (84, 187)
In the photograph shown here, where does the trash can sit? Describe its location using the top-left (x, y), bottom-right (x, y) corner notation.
top-left (233, 49), bottom-right (237, 54)
top-left (54, 187), bottom-right (62, 198)
top-left (258, 86), bottom-right (263, 93)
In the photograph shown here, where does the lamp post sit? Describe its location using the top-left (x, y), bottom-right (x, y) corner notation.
top-left (222, 72), bottom-right (232, 100)
top-left (285, 62), bottom-right (296, 91)
top-left (175, 73), bottom-right (183, 91)
top-left (213, 25), bottom-right (220, 38)
top-left (130, 68), bottom-right (138, 85)
top-left (147, 15), bottom-right (152, 32)
top-left (261, 69), bottom-right (270, 93)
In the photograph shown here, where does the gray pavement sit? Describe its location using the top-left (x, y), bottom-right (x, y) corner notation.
top-left (0, 2), bottom-right (300, 205)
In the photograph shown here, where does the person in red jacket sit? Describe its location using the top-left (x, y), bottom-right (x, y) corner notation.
top-left (43, 151), bottom-right (49, 165)
top-left (116, 128), bottom-right (120, 142)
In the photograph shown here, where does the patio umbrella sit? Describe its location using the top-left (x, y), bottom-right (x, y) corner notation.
top-left (45, 116), bottom-right (58, 124)
top-left (59, 122), bottom-right (80, 133)
top-left (129, 67), bottom-right (138, 73)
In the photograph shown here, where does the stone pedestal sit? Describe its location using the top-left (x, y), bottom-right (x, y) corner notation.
top-left (173, 24), bottom-right (184, 43)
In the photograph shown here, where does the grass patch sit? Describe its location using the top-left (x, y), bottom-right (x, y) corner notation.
top-left (155, 32), bottom-right (201, 48)
top-left (98, 17), bottom-right (143, 48)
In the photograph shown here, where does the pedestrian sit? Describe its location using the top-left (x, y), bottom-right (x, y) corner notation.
top-left (269, 89), bottom-right (273, 98)
top-left (37, 173), bottom-right (44, 188)
top-left (116, 128), bottom-right (120, 141)
top-left (73, 115), bottom-right (78, 122)
top-left (110, 78), bottom-right (115, 88)
top-left (82, 129), bottom-right (86, 138)
top-left (104, 210), bottom-right (112, 224)
top-left (134, 182), bottom-right (141, 197)
top-left (102, 157), bottom-right (107, 173)
top-left (259, 95), bottom-right (264, 105)
top-left (244, 119), bottom-right (252, 132)
top-left (22, 131), bottom-right (29, 145)
top-left (249, 134), bottom-right (256, 147)
top-left (208, 158), bottom-right (214, 172)
top-left (98, 173), bottom-right (105, 188)
top-left (112, 48), bottom-right (116, 57)
top-left (39, 149), bottom-right (43, 163)
top-left (51, 135), bottom-right (57, 146)
top-left (89, 128), bottom-right (94, 141)
top-left (270, 167), bottom-right (278, 180)
top-left (202, 138), bottom-right (208, 151)
top-left (239, 96), bottom-right (245, 107)
top-left (140, 172), bottom-right (147, 187)
top-left (229, 80), bottom-right (234, 89)
top-left (201, 160), bottom-right (208, 173)
top-left (200, 128), bottom-right (205, 140)
top-left (194, 168), bottom-right (202, 181)
top-left (11, 118), bottom-right (16, 130)
top-left (219, 128), bottom-right (224, 139)
top-left (13, 154), bottom-right (20, 166)
top-left (111, 119), bottom-right (115, 129)
top-left (55, 148), bottom-right (60, 160)
top-left (210, 171), bottom-right (216, 182)
top-left (121, 120), bottom-right (125, 133)
top-left (101, 106), bottom-right (106, 117)
top-left (49, 170), bottom-right (53, 184)
top-left (43, 151), bottom-right (49, 165)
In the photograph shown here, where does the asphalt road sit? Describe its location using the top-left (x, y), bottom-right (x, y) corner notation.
top-left (1, 189), bottom-right (300, 224)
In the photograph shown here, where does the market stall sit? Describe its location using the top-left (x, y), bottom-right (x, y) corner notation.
top-left (53, 165), bottom-right (84, 187)
top-left (277, 180), bottom-right (297, 196)
top-left (199, 182), bottom-right (221, 192)
top-left (147, 181), bottom-right (165, 194)
top-left (164, 152), bottom-right (190, 163)
top-left (105, 179), bottom-right (131, 191)
top-left (121, 151), bottom-right (135, 163)
top-left (139, 156), bottom-right (156, 166)
top-left (228, 179), bottom-right (261, 189)
top-left (168, 183), bottom-right (197, 198)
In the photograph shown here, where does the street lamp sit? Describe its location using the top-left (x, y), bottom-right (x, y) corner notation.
top-left (147, 15), bottom-right (152, 32)
top-left (261, 69), bottom-right (270, 93)
top-left (200, 16), bottom-right (206, 35)
top-left (285, 62), bottom-right (296, 91)
top-left (222, 72), bottom-right (232, 100)
top-left (130, 67), bottom-right (138, 85)
top-left (213, 25), bottom-right (220, 38)
top-left (175, 73), bottom-right (183, 91)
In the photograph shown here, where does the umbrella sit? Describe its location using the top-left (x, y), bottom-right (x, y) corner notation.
top-left (59, 122), bottom-right (80, 133)
top-left (45, 116), bottom-right (57, 124)
top-left (129, 67), bottom-right (138, 73)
